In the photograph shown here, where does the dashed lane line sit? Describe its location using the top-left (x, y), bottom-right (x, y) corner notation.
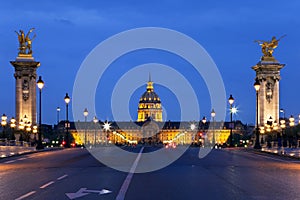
top-left (15, 191), bottom-right (36, 200)
top-left (14, 174), bottom-right (68, 199)
top-left (40, 181), bottom-right (55, 189)
top-left (57, 174), bottom-right (68, 180)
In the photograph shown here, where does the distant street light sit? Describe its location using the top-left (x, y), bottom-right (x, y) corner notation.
top-left (202, 116), bottom-right (206, 146)
top-left (56, 107), bottom-right (61, 124)
top-left (93, 116), bottom-right (99, 145)
top-left (1, 114), bottom-right (7, 139)
top-left (19, 119), bottom-right (24, 130)
top-left (10, 117), bottom-right (16, 140)
top-left (211, 109), bottom-right (216, 147)
top-left (36, 76), bottom-right (44, 149)
top-left (228, 94), bottom-right (234, 147)
top-left (83, 108), bottom-right (88, 146)
top-left (289, 115), bottom-right (295, 127)
top-left (289, 115), bottom-right (295, 147)
top-left (64, 93), bottom-right (71, 148)
top-left (253, 79), bottom-right (261, 149)
top-left (280, 109), bottom-right (285, 119)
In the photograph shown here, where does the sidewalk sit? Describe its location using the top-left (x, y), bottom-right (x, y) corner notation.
top-left (260, 147), bottom-right (300, 159)
top-left (0, 146), bottom-right (63, 159)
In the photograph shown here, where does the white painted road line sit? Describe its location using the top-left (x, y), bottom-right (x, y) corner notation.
top-left (17, 157), bottom-right (27, 161)
top-left (40, 181), bottom-right (55, 189)
top-left (116, 147), bottom-right (144, 200)
top-left (15, 191), bottom-right (36, 200)
top-left (4, 160), bottom-right (16, 164)
top-left (57, 174), bottom-right (68, 180)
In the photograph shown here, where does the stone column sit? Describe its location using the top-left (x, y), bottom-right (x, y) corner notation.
top-left (10, 55), bottom-right (40, 127)
top-left (252, 60), bottom-right (284, 127)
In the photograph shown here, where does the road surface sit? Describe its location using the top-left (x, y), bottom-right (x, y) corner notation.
top-left (0, 147), bottom-right (299, 200)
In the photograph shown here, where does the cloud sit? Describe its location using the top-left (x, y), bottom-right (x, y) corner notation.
top-left (54, 18), bottom-right (74, 26)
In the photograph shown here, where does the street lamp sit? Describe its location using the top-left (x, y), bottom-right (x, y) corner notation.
top-left (228, 94), bottom-right (234, 147)
top-left (1, 114), bottom-right (7, 139)
top-left (36, 76), bottom-right (44, 149)
top-left (19, 119), bottom-right (24, 130)
top-left (211, 109), bottom-right (216, 147)
top-left (56, 107), bottom-right (61, 124)
top-left (280, 118), bottom-right (286, 147)
top-left (289, 115), bottom-right (295, 148)
top-left (253, 79), bottom-right (261, 149)
top-left (64, 93), bottom-right (71, 148)
top-left (202, 116), bottom-right (206, 146)
top-left (280, 109), bottom-right (285, 119)
top-left (10, 117), bottom-right (16, 141)
top-left (93, 116), bottom-right (98, 145)
top-left (83, 108), bottom-right (88, 146)
top-left (289, 115), bottom-right (295, 127)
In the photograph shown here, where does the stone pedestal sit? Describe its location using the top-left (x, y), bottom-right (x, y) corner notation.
top-left (252, 59), bottom-right (285, 126)
top-left (10, 55), bottom-right (40, 127)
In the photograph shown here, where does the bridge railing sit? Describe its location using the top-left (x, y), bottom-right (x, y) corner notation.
top-left (0, 138), bottom-right (31, 147)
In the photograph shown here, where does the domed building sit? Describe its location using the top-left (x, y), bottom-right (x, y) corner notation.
top-left (137, 76), bottom-right (163, 122)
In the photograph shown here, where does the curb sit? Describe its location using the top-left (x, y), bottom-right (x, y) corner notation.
top-left (0, 147), bottom-right (64, 160)
top-left (245, 148), bottom-right (300, 160)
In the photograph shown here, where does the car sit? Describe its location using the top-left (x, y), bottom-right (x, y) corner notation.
top-left (165, 142), bottom-right (176, 149)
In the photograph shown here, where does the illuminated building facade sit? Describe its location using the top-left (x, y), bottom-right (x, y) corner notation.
top-left (60, 120), bottom-right (244, 146)
top-left (59, 78), bottom-right (250, 146)
top-left (137, 76), bottom-right (163, 122)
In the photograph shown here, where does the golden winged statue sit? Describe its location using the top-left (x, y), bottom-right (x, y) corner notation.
top-left (15, 28), bottom-right (36, 55)
top-left (254, 35), bottom-right (286, 60)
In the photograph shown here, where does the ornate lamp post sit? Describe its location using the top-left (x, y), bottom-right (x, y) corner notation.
top-left (253, 79), bottom-right (261, 149)
top-left (18, 119), bottom-right (24, 143)
top-left (1, 114), bottom-right (7, 139)
top-left (289, 115), bottom-right (295, 147)
top-left (10, 117), bottom-right (16, 141)
top-left (93, 116), bottom-right (99, 145)
top-left (56, 107), bottom-right (61, 124)
top-left (25, 121), bottom-right (32, 144)
top-left (211, 109), bottom-right (216, 147)
top-left (103, 121), bottom-right (111, 145)
top-left (201, 116), bottom-right (206, 146)
top-left (83, 108), bottom-right (88, 146)
top-left (64, 93), bottom-right (71, 148)
top-left (228, 94), bottom-right (234, 147)
top-left (280, 109), bottom-right (285, 119)
top-left (36, 76), bottom-right (44, 149)
top-left (280, 118), bottom-right (286, 147)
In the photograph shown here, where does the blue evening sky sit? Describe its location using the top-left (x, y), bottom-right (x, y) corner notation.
top-left (0, 1), bottom-right (299, 125)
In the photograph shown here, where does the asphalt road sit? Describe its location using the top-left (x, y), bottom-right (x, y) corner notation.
top-left (0, 147), bottom-right (299, 200)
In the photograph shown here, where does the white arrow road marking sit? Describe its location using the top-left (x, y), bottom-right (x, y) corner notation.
top-left (65, 188), bottom-right (112, 199)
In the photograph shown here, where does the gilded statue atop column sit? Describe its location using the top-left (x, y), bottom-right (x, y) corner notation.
top-left (15, 28), bottom-right (36, 56)
top-left (255, 35), bottom-right (285, 61)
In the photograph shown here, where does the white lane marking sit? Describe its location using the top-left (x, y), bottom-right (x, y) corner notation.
top-left (40, 181), bottom-right (55, 189)
top-left (4, 160), bottom-right (16, 164)
top-left (15, 191), bottom-right (36, 200)
top-left (57, 174), bottom-right (68, 180)
top-left (116, 147), bottom-right (144, 200)
top-left (17, 157), bottom-right (27, 161)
